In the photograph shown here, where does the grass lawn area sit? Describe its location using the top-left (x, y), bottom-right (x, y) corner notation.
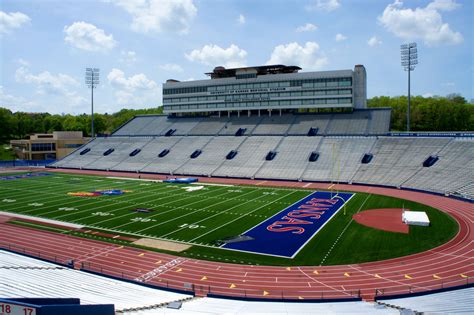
top-left (0, 144), bottom-right (15, 160)
top-left (0, 171), bottom-right (458, 266)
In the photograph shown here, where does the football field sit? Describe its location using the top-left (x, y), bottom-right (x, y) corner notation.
top-left (0, 172), bottom-right (322, 247)
top-left (0, 171), bottom-right (458, 266)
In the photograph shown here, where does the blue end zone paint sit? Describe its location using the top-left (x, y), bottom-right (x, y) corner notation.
top-left (222, 191), bottom-right (354, 258)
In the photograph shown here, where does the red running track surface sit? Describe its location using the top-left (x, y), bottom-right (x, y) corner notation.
top-left (0, 168), bottom-right (472, 301)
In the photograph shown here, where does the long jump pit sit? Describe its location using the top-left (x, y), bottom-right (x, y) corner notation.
top-left (352, 208), bottom-right (409, 234)
top-left (133, 238), bottom-right (191, 252)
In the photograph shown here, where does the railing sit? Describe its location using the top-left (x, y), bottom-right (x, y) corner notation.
top-left (0, 159), bottom-right (56, 168)
top-left (374, 277), bottom-right (473, 299)
top-left (1, 242), bottom-right (471, 302)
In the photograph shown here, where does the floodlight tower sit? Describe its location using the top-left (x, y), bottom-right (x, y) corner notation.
top-left (85, 68), bottom-right (100, 137)
top-left (400, 43), bottom-right (418, 132)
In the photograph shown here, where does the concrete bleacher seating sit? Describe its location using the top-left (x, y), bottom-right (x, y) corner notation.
top-left (141, 136), bottom-right (213, 174)
top-left (110, 110), bottom-right (390, 137)
top-left (351, 137), bottom-right (451, 187)
top-left (0, 251), bottom-right (190, 312)
top-left (111, 137), bottom-right (182, 172)
top-left (218, 115), bottom-right (263, 136)
top-left (326, 111), bottom-right (370, 135)
top-left (402, 138), bottom-right (474, 198)
top-left (119, 297), bottom-right (398, 314)
top-left (255, 136), bottom-right (322, 180)
top-left (188, 117), bottom-right (228, 135)
top-left (368, 109), bottom-right (392, 134)
top-left (51, 110), bottom-right (474, 200)
top-left (175, 136), bottom-right (246, 176)
top-left (302, 137), bottom-right (376, 182)
top-left (379, 287), bottom-right (474, 314)
top-left (83, 137), bottom-right (151, 170)
top-left (251, 115), bottom-right (295, 135)
top-left (287, 114), bottom-right (332, 135)
top-left (212, 136), bottom-right (282, 178)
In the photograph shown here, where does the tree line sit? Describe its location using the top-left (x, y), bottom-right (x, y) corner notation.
top-left (0, 95), bottom-right (472, 143)
top-left (367, 94), bottom-right (473, 132)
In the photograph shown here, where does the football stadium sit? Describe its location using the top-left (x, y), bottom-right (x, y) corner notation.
top-left (1, 61), bottom-right (473, 314)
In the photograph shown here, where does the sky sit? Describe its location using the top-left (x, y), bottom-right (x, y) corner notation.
top-left (0, 0), bottom-right (472, 114)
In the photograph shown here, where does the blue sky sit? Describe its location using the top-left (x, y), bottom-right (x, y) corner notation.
top-left (0, 0), bottom-right (472, 114)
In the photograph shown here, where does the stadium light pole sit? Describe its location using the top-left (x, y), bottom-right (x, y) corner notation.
top-left (400, 43), bottom-right (418, 132)
top-left (85, 68), bottom-right (100, 137)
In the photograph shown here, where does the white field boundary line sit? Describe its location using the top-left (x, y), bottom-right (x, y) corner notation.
top-left (161, 191), bottom-right (278, 239)
top-left (190, 190), bottom-right (301, 243)
top-left (290, 193), bottom-right (356, 259)
top-left (217, 191), bottom-right (355, 259)
top-left (0, 180), bottom-right (145, 214)
top-left (91, 185), bottom-right (232, 228)
top-left (1, 175), bottom-right (208, 215)
top-left (192, 182), bottom-right (234, 187)
top-left (0, 211), bottom-right (84, 229)
top-left (0, 181), bottom-right (173, 216)
top-left (57, 184), bottom-right (219, 222)
top-left (0, 183), bottom-right (180, 229)
top-left (106, 176), bottom-right (162, 183)
top-left (132, 187), bottom-right (262, 234)
top-left (318, 193), bottom-right (370, 266)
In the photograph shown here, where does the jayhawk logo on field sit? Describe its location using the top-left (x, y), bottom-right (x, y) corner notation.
top-left (67, 189), bottom-right (132, 197)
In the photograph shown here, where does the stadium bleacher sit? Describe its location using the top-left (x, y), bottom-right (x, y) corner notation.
top-left (51, 112), bottom-right (474, 200)
top-left (377, 286), bottom-right (474, 314)
top-left (0, 251), bottom-right (192, 313)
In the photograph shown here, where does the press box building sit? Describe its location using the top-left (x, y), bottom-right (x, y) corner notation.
top-left (162, 64), bottom-right (367, 115)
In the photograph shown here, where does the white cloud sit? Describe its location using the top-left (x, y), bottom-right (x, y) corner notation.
top-left (427, 0), bottom-right (460, 11)
top-left (17, 58), bottom-right (30, 66)
top-left (296, 23), bottom-right (318, 32)
top-left (13, 67), bottom-right (86, 113)
top-left (266, 42), bottom-right (328, 70)
top-left (107, 68), bottom-right (159, 106)
top-left (15, 66), bottom-right (79, 95)
top-left (378, 0), bottom-right (463, 46)
top-left (422, 92), bottom-right (434, 98)
top-left (0, 86), bottom-right (36, 112)
top-left (159, 63), bottom-right (184, 72)
top-left (306, 0), bottom-right (340, 11)
top-left (107, 0), bottom-right (197, 34)
top-left (107, 68), bottom-right (157, 91)
top-left (237, 14), bottom-right (246, 25)
top-left (185, 44), bottom-right (247, 68)
top-left (335, 33), bottom-right (347, 41)
top-left (64, 22), bottom-right (117, 52)
top-left (119, 50), bottom-right (137, 64)
top-left (367, 36), bottom-right (382, 47)
top-left (0, 11), bottom-right (30, 34)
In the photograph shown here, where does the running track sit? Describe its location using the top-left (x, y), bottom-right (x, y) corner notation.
top-left (0, 168), bottom-right (472, 301)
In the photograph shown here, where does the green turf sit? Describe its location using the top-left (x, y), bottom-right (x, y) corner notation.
top-left (0, 171), bottom-right (458, 266)
top-left (0, 144), bottom-right (15, 160)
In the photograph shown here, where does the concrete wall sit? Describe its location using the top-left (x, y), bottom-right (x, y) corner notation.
top-left (353, 65), bottom-right (367, 109)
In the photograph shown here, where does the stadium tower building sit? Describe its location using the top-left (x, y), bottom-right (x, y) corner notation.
top-left (163, 64), bottom-right (367, 116)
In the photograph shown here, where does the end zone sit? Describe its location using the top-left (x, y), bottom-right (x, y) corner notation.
top-left (222, 191), bottom-right (355, 258)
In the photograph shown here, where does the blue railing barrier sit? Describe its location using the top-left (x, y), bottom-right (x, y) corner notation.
top-left (0, 159), bottom-right (56, 168)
